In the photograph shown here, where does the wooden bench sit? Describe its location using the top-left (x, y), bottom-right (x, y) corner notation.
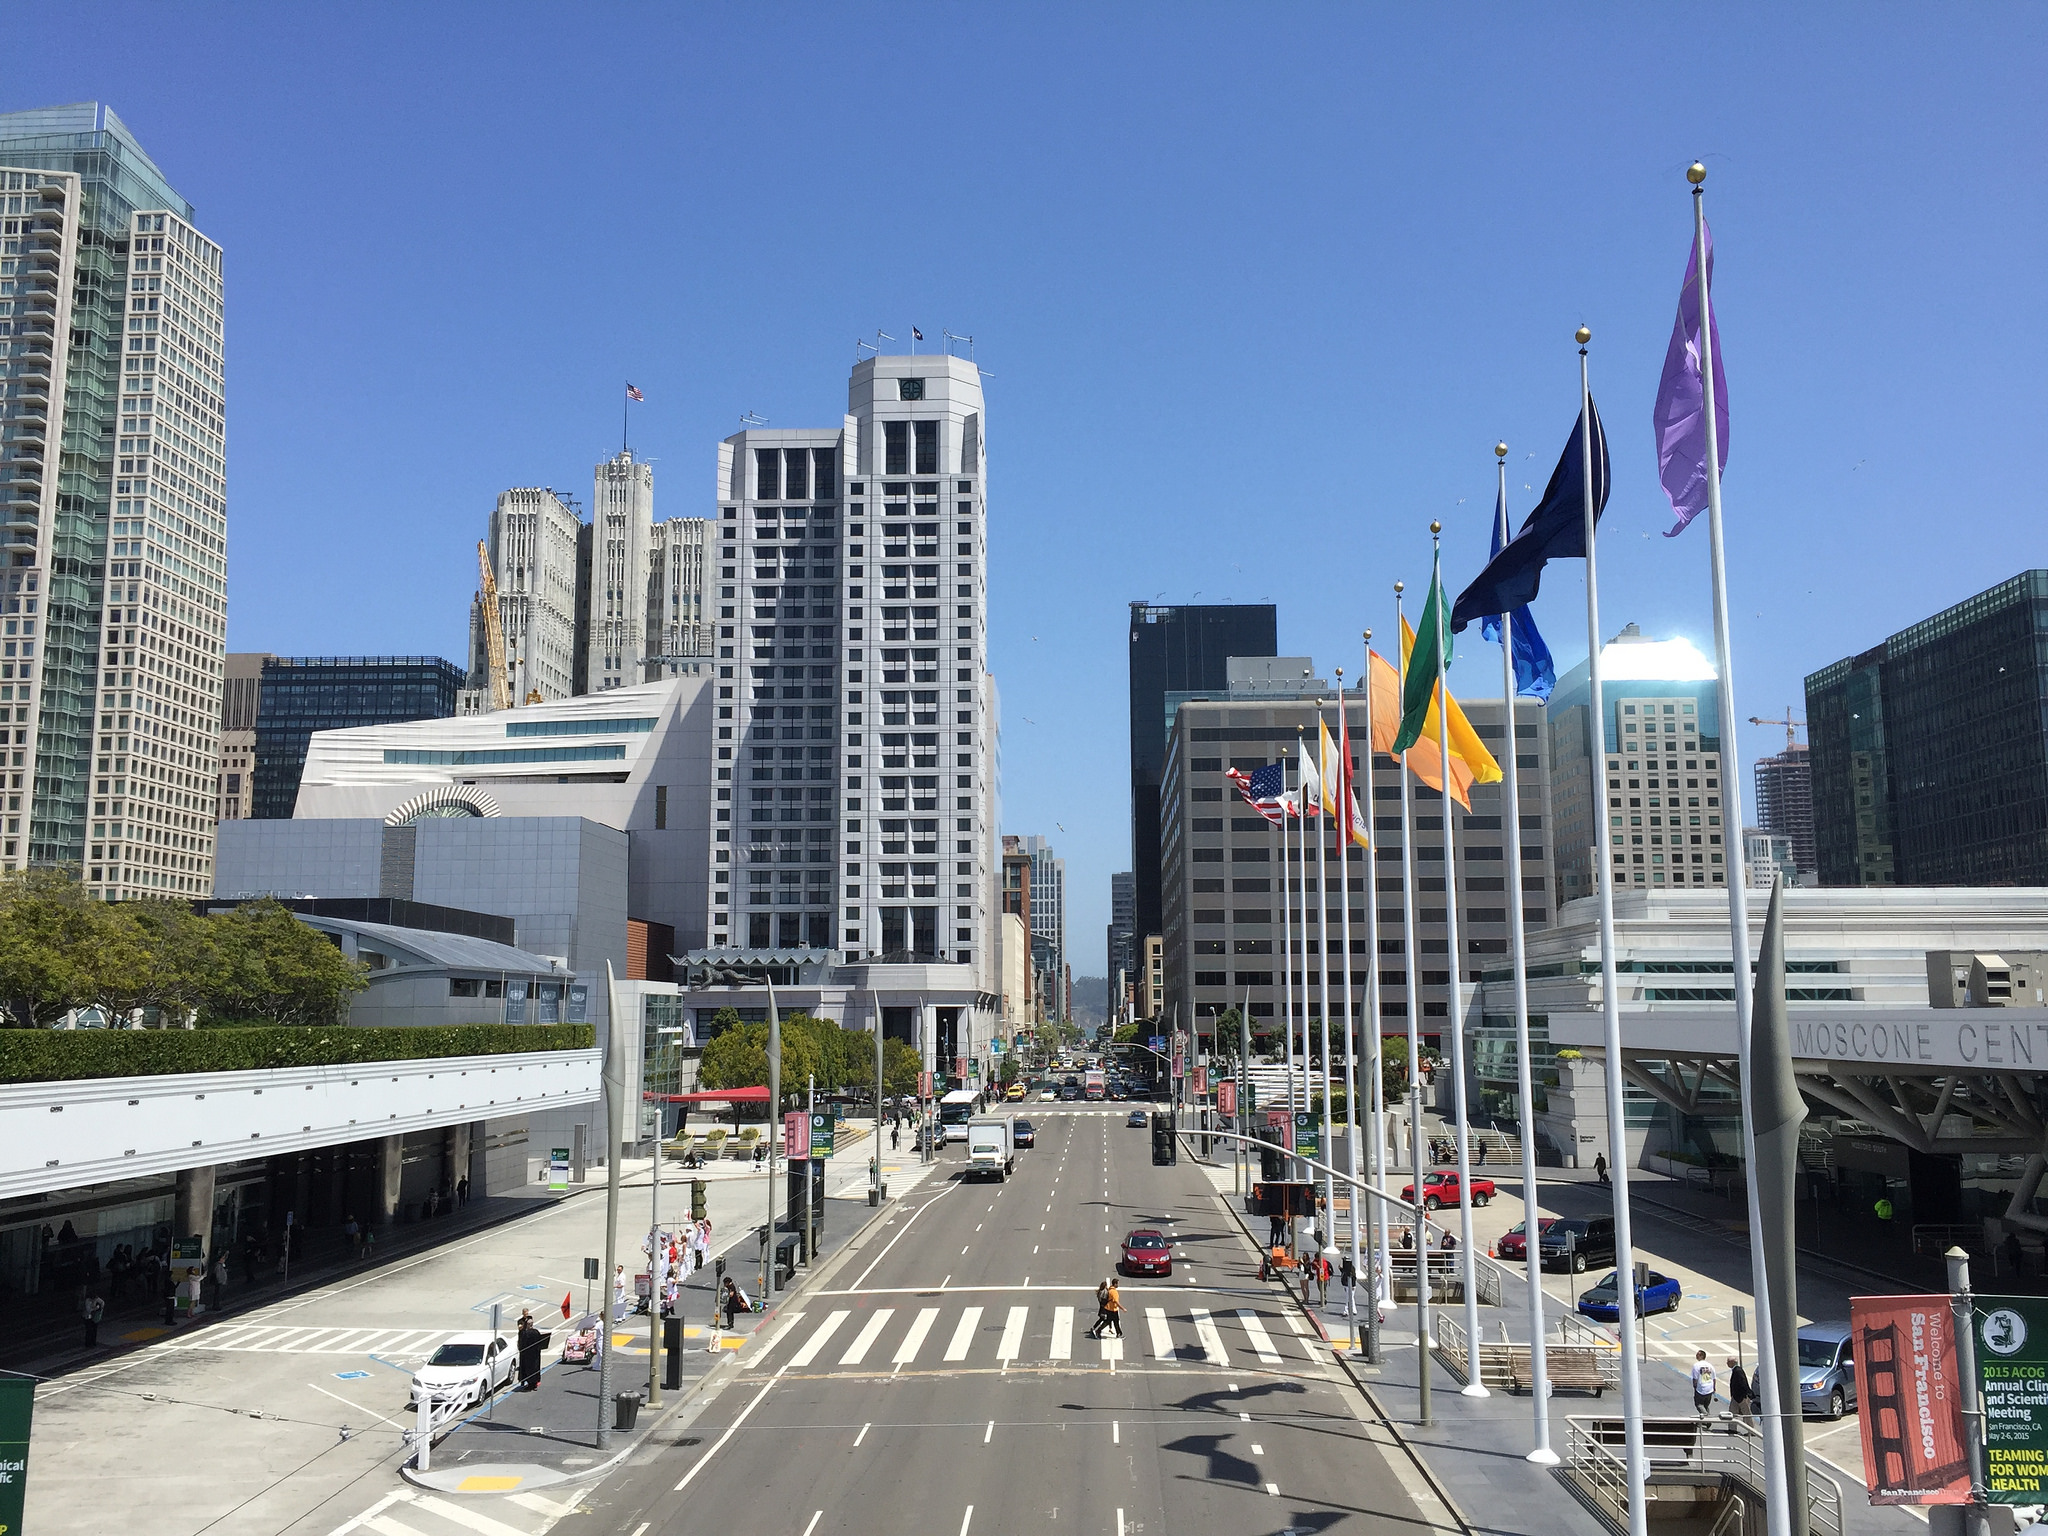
top-left (1509, 1345), bottom-right (1611, 1396)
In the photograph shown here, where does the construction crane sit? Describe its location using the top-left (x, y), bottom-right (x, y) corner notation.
top-left (1748, 705), bottom-right (1804, 753)
top-left (476, 541), bottom-right (513, 713)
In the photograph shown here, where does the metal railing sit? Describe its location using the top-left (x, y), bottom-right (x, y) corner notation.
top-left (1434, 1310), bottom-right (1621, 1392)
top-left (1562, 1415), bottom-right (1842, 1536)
top-left (1912, 1222), bottom-right (1982, 1258)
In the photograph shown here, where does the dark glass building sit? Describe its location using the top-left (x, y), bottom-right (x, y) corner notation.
top-left (1807, 571), bottom-right (2048, 887)
top-left (1128, 603), bottom-right (1276, 941)
top-left (253, 656), bottom-right (464, 820)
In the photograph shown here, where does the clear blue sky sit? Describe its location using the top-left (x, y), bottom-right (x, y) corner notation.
top-left (13, 6), bottom-right (2042, 979)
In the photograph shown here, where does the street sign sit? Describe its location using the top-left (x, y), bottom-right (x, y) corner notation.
top-left (1975, 1294), bottom-right (2048, 1503)
top-left (1851, 1294), bottom-right (1969, 1504)
top-left (170, 1235), bottom-right (203, 1264)
top-left (548, 1147), bottom-right (569, 1191)
top-left (0, 1374), bottom-right (30, 1534)
top-left (783, 1111), bottom-right (810, 1159)
top-left (809, 1111), bottom-right (836, 1156)
top-left (1293, 1110), bottom-right (1320, 1157)
top-left (1148, 1036), bottom-right (1166, 1053)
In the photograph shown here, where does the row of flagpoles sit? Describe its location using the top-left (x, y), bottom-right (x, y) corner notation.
top-left (1218, 165), bottom-right (1787, 1536)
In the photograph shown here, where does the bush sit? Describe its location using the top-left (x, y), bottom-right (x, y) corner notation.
top-left (0, 1022), bottom-right (594, 1083)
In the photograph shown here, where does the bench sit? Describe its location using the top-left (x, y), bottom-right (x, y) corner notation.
top-left (1509, 1344), bottom-right (1611, 1396)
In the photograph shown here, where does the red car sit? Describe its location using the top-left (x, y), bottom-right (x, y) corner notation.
top-left (1121, 1229), bottom-right (1173, 1277)
top-left (1400, 1170), bottom-right (1496, 1210)
top-left (1496, 1218), bottom-right (1555, 1261)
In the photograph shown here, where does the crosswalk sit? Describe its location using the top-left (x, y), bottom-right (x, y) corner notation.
top-left (329, 1485), bottom-right (579, 1536)
top-left (739, 1298), bottom-right (1328, 1375)
top-left (166, 1322), bottom-right (458, 1359)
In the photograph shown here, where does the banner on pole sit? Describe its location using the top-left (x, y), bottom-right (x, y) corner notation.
top-left (918, 1070), bottom-right (933, 1099)
top-left (808, 1111), bottom-right (835, 1156)
top-left (1194, 1065), bottom-right (1207, 1096)
top-left (0, 1375), bottom-right (29, 1534)
top-left (1265, 1108), bottom-right (1293, 1151)
top-left (783, 1111), bottom-right (810, 1159)
top-left (1293, 1110), bottom-right (1320, 1158)
top-left (1976, 1294), bottom-right (2048, 1502)
top-left (1850, 1293), bottom-right (1970, 1503)
top-left (1217, 1080), bottom-right (1237, 1117)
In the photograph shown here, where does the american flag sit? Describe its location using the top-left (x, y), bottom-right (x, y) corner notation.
top-left (626, 383), bottom-right (645, 402)
top-left (1226, 763), bottom-right (1290, 826)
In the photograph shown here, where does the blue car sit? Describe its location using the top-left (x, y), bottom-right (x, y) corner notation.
top-left (1798, 1323), bottom-right (1858, 1420)
top-left (1577, 1269), bottom-right (1681, 1321)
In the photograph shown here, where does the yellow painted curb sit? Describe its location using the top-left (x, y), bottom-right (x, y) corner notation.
top-left (458, 1475), bottom-right (522, 1491)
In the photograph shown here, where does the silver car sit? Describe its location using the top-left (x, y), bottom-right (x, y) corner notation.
top-left (1798, 1323), bottom-right (1857, 1419)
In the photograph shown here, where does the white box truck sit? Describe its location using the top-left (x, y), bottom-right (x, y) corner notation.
top-left (965, 1117), bottom-right (1014, 1181)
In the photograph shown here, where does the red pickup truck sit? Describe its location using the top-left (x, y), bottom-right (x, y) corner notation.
top-left (1399, 1170), bottom-right (1496, 1210)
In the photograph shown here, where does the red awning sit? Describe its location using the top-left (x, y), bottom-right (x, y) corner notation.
top-left (644, 1086), bottom-right (771, 1103)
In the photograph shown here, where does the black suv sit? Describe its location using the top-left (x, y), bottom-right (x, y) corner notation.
top-left (1538, 1216), bottom-right (1617, 1273)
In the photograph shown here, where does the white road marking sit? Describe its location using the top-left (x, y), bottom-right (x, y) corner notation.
top-left (676, 1383), bottom-right (774, 1489)
top-left (984, 1418), bottom-right (995, 1443)
top-left (855, 1421), bottom-right (871, 1445)
top-left (739, 1311), bottom-right (805, 1370)
top-left (1100, 1333), bottom-right (1124, 1361)
top-left (840, 1309), bottom-right (895, 1365)
top-left (307, 1381), bottom-right (407, 1431)
top-left (897, 1302), bottom-right (942, 1368)
top-left (802, 1516), bottom-right (823, 1536)
top-left (412, 1494), bottom-right (535, 1536)
top-left (787, 1310), bottom-right (851, 1369)
top-left (945, 1307), bottom-right (984, 1361)
top-left (1050, 1306), bottom-right (1073, 1360)
top-left (1251, 1443), bottom-right (1264, 1454)
top-left (1236, 1309), bottom-right (1282, 1364)
top-left (1146, 1307), bottom-right (1174, 1361)
top-left (1192, 1308), bottom-right (1229, 1366)
top-left (1112, 1420), bottom-right (1120, 1444)
top-left (997, 1306), bottom-right (1028, 1361)
top-left (1266, 1482), bottom-right (1280, 1496)
top-left (960, 1507), bottom-right (975, 1536)
top-left (364, 1516), bottom-right (429, 1536)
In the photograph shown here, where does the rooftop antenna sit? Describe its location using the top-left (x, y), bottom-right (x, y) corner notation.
top-left (943, 329), bottom-right (975, 359)
top-left (739, 411), bottom-right (768, 427)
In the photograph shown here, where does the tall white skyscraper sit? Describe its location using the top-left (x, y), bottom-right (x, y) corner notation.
top-left (649, 516), bottom-right (712, 676)
top-left (0, 105), bottom-right (227, 898)
top-left (587, 451), bottom-right (653, 692)
top-left (707, 355), bottom-right (997, 999)
top-left (474, 486), bottom-right (582, 702)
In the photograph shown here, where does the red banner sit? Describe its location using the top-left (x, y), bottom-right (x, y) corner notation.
top-left (1266, 1108), bottom-right (1294, 1151)
top-left (1851, 1294), bottom-right (1971, 1504)
top-left (783, 1111), bottom-right (810, 1160)
top-left (917, 1071), bottom-right (933, 1100)
top-left (955, 1056), bottom-right (967, 1082)
top-left (1216, 1080), bottom-right (1236, 1117)
top-left (1194, 1065), bottom-right (1208, 1095)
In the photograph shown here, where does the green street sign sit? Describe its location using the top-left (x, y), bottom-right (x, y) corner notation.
top-left (809, 1112), bottom-right (836, 1156)
top-left (1293, 1110), bottom-right (1320, 1158)
top-left (1978, 1295), bottom-right (2048, 1501)
top-left (0, 1374), bottom-right (31, 1535)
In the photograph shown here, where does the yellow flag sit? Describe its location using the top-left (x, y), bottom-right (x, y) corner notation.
top-left (1399, 615), bottom-right (1503, 792)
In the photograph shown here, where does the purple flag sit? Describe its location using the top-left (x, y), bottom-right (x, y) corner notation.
top-left (1653, 223), bottom-right (1728, 537)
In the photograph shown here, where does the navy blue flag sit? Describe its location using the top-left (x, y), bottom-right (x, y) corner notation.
top-left (1478, 480), bottom-right (1557, 701)
top-left (1451, 398), bottom-right (1609, 634)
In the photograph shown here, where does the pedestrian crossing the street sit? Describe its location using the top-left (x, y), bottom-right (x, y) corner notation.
top-left (742, 1297), bottom-right (1323, 1376)
top-left (165, 1322), bottom-right (459, 1359)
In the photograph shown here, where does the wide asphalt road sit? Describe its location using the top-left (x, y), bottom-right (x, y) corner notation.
top-left (564, 1104), bottom-right (1459, 1536)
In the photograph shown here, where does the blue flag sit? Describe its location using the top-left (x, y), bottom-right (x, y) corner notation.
top-left (1450, 398), bottom-right (1609, 634)
top-left (1478, 479), bottom-right (1556, 701)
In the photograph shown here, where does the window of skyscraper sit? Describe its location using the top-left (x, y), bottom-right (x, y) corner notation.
top-left (884, 422), bottom-right (908, 475)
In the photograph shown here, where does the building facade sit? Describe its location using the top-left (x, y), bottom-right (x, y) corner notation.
top-left (1808, 571), bottom-right (2048, 889)
top-left (649, 516), bottom-right (712, 676)
top-left (1108, 869), bottom-right (1135, 1019)
top-left (1752, 743), bottom-right (1814, 879)
top-left (474, 486), bottom-right (583, 703)
top-left (1128, 604), bottom-right (1277, 943)
top-left (1, 104), bottom-right (229, 899)
top-left (1546, 625), bottom-right (1725, 901)
top-left (251, 656), bottom-right (465, 820)
top-left (586, 451), bottom-right (654, 692)
top-left (1156, 675), bottom-right (1554, 1042)
top-left (1017, 833), bottom-right (1065, 1020)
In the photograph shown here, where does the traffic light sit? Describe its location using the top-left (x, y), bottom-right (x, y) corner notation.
top-left (1151, 1112), bottom-right (1176, 1166)
top-left (690, 1178), bottom-right (708, 1222)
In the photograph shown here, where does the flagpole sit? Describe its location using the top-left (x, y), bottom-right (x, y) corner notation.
top-left (1576, 327), bottom-right (1648, 1533)
top-left (1690, 162), bottom-right (1794, 1536)
top-left (1495, 443), bottom-right (1557, 1461)
top-left (1313, 695), bottom-right (1336, 1257)
top-left (1395, 582), bottom-right (1432, 1427)
top-left (1362, 635), bottom-right (1391, 1362)
top-left (1277, 757), bottom-right (1296, 1190)
top-left (1428, 528), bottom-right (1487, 1397)
top-left (1341, 661), bottom-right (1373, 1363)
top-left (622, 383), bottom-right (629, 458)
top-left (1285, 737), bottom-right (1301, 1176)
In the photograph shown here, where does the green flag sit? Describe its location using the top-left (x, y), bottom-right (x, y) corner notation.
top-left (1392, 551), bottom-right (1453, 753)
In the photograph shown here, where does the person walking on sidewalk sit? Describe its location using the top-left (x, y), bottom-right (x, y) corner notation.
top-left (614, 1263), bottom-right (629, 1323)
top-left (1594, 1152), bottom-right (1610, 1186)
top-left (1725, 1357), bottom-right (1753, 1428)
top-left (1690, 1351), bottom-right (1717, 1421)
top-left (1313, 1251), bottom-right (1331, 1307)
top-left (79, 1288), bottom-right (104, 1347)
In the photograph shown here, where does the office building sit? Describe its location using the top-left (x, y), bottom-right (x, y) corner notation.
top-left (586, 451), bottom-right (654, 691)
top-left (215, 651), bottom-right (265, 822)
top-left (1128, 603), bottom-right (1277, 942)
top-left (250, 656), bottom-right (465, 820)
top-left (1809, 571), bottom-right (2048, 888)
top-left (1108, 869), bottom-right (1135, 1018)
top-left (702, 354), bottom-right (999, 1084)
top-left (1143, 932), bottom-right (1164, 1022)
top-left (1753, 743), bottom-right (1814, 879)
top-left (1546, 624), bottom-right (1725, 900)
top-left (1017, 833), bottom-right (1066, 1019)
top-left (0, 104), bottom-right (228, 898)
top-left (1155, 665), bottom-right (1554, 1039)
top-left (473, 487), bottom-right (583, 703)
top-left (649, 516), bottom-right (712, 676)
top-left (1744, 827), bottom-right (1799, 889)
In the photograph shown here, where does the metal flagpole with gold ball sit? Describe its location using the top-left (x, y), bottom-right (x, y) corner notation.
top-left (1494, 441), bottom-right (1557, 1461)
top-left (1360, 630), bottom-right (1388, 1363)
top-left (1394, 580), bottom-right (1432, 1427)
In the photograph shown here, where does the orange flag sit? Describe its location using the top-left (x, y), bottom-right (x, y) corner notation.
top-left (1368, 647), bottom-right (1477, 810)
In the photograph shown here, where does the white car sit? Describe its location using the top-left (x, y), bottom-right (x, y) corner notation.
top-left (410, 1331), bottom-right (514, 1409)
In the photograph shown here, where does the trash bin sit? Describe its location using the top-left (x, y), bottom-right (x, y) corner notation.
top-left (774, 1236), bottom-right (799, 1287)
top-left (868, 1187), bottom-right (881, 1207)
top-left (614, 1391), bottom-right (643, 1431)
top-left (663, 1317), bottom-right (683, 1390)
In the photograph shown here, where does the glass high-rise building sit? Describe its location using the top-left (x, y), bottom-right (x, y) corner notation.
top-left (0, 103), bottom-right (227, 897)
top-left (1808, 570), bottom-right (2048, 887)
top-left (1127, 603), bottom-right (1276, 941)
top-left (252, 657), bottom-right (465, 820)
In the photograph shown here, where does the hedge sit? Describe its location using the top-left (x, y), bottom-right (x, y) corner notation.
top-left (0, 1022), bottom-right (596, 1084)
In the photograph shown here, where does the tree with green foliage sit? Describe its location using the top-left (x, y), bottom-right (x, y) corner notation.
top-left (201, 900), bottom-right (368, 1027)
top-left (0, 869), bottom-right (104, 1027)
top-left (881, 1038), bottom-right (922, 1099)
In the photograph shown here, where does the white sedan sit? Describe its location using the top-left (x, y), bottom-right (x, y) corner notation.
top-left (410, 1331), bottom-right (514, 1409)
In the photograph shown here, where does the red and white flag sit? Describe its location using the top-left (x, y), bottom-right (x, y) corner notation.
top-left (626, 383), bottom-right (645, 402)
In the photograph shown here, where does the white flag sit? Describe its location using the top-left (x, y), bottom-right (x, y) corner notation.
top-left (1297, 742), bottom-right (1322, 815)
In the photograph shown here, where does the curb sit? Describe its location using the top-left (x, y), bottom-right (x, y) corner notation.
top-left (1200, 1152), bottom-right (1476, 1536)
